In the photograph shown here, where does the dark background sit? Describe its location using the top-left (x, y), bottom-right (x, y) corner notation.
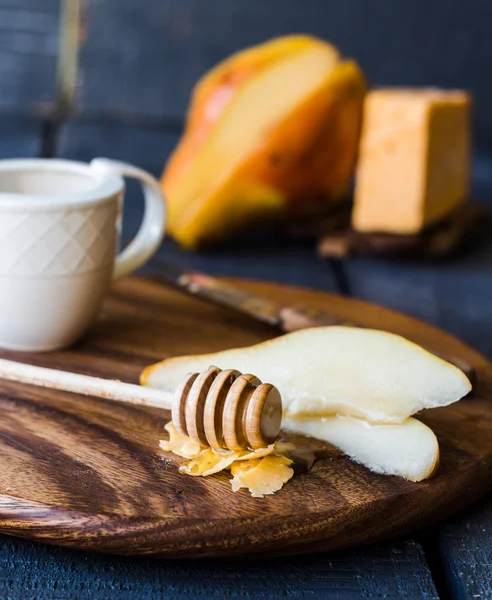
top-left (3, 0), bottom-right (492, 148)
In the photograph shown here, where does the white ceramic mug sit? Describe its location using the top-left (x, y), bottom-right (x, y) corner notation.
top-left (0, 158), bottom-right (166, 351)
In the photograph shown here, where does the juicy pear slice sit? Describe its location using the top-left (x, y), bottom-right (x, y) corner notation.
top-left (195, 35), bottom-right (333, 108)
top-left (141, 327), bottom-right (471, 424)
top-left (163, 35), bottom-right (330, 199)
top-left (168, 43), bottom-right (341, 246)
top-left (282, 416), bottom-right (439, 482)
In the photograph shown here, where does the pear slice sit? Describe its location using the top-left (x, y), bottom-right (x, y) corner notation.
top-left (282, 416), bottom-right (439, 482)
top-left (141, 327), bottom-right (471, 424)
top-left (167, 42), bottom-right (342, 247)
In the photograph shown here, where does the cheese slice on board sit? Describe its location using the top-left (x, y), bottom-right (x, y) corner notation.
top-left (353, 88), bottom-right (471, 234)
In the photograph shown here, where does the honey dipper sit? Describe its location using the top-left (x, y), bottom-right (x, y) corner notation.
top-left (0, 359), bottom-right (282, 451)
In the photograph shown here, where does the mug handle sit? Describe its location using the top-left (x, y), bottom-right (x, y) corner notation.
top-left (89, 158), bottom-right (166, 280)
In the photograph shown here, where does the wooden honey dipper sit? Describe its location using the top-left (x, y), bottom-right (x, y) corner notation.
top-left (173, 366), bottom-right (282, 451)
top-left (0, 359), bottom-right (282, 451)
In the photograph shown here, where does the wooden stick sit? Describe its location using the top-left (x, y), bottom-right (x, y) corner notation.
top-left (0, 358), bottom-right (173, 410)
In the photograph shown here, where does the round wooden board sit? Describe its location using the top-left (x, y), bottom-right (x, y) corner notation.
top-left (0, 276), bottom-right (491, 559)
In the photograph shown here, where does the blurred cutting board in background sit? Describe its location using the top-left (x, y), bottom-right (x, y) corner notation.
top-left (0, 276), bottom-right (491, 559)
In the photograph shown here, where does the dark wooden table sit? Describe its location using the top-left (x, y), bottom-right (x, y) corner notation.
top-left (0, 114), bottom-right (490, 600)
top-left (2, 1), bottom-right (492, 596)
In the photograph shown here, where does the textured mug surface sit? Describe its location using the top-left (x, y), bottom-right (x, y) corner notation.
top-left (0, 158), bottom-right (166, 351)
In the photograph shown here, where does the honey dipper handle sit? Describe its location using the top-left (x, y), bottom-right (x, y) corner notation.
top-left (0, 358), bottom-right (173, 410)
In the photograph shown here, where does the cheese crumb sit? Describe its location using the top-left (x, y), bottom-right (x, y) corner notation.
top-left (160, 422), bottom-right (294, 497)
top-left (159, 422), bottom-right (202, 458)
top-left (230, 455), bottom-right (294, 498)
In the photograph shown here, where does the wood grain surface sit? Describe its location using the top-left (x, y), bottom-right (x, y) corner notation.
top-left (0, 275), bottom-right (491, 559)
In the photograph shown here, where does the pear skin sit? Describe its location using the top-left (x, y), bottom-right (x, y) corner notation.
top-left (161, 36), bottom-right (365, 249)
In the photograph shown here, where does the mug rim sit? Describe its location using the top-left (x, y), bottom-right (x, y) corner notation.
top-left (0, 158), bottom-right (124, 210)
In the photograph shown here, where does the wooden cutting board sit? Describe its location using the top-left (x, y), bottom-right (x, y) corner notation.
top-left (1, 276), bottom-right (491, 559)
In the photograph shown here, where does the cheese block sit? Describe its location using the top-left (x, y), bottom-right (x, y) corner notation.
top-left (352, 88), bottom-right (471, 234)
